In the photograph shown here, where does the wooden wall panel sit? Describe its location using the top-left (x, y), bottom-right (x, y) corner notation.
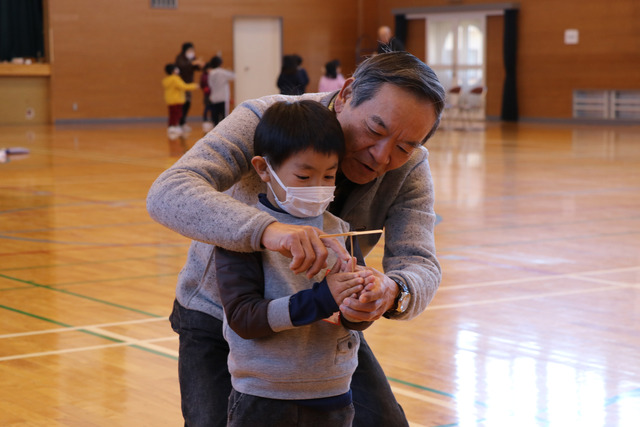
top-left (378, 0), bottom-right (640, 120)
top-left (0, 76), bottom-right (50, 125)
top-left (48, 0), bottom-right (361, 122)
top-left (485, 15), bottom-right (504, 118)
top-left (405, 19), bottom-right (426, 63)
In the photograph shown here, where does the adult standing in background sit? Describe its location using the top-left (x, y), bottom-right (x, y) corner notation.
top-left (293, 54), bottom-right (309, 94)
top-left (278, 54), bottom-right (306, 95)
top-left (175, 42), bottom-right (205, 132)
top-left (377, 25), bottom-right (405, 53)
top-left (148, 51), bottom-right (445, 427)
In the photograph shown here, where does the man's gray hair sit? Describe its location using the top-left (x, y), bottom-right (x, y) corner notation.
top-left (351, 52), bottom-right (446, 143)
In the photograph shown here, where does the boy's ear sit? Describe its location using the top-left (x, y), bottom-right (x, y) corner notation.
top-left (251, 156), bottom-right (270, 183)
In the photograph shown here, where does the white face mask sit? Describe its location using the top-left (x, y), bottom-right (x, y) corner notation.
top-left (265, 159), bottom-right (336, 218)
top-left (185, 51), bottom-right (195, 60)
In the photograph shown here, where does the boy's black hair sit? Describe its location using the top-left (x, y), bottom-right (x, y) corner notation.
top-left (254, 100), bottom-right (345, 168)
top-left (164, 63), bottom-right (176, 75)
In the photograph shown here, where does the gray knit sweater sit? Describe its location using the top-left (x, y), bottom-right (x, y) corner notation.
top-left (146, 91), bottom-right (441, 322)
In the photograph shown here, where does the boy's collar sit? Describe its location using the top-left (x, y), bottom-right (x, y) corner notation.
top-left (258, 193), bottom-right (288, 215)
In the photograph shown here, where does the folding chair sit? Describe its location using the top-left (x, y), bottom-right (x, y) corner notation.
top-left (443, 85), bottom-right (462, 128)
top-left (458, 86), bottom-right (486, 129)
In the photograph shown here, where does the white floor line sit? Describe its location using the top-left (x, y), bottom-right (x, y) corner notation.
top-left (429, 285), bottom-right (623, 310)
top-left (439, 265), bottom-right (640, 291)
top-left (0, 335), bottom-right (177, 362)
top-left (572, 274), bottom-right (639, 287)
top-left (85, 326), bottom-right (179, 357)
top-left (126, 338), bottom-right (179, 358)
top-left (0, 316), bottom-right (169, 340)
top-left (391, 385), bottom-right (457, 410)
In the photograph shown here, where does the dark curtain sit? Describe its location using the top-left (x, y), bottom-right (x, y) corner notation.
top-left (394, 14), bottom-right (408, 46)
top-left (0, 0), bottom-right (44, 62)
top-left (501, 9), bottom-right (518, 121)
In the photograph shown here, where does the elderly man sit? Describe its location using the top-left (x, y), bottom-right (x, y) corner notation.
top-left (147, 51), bottom-right (445, 427)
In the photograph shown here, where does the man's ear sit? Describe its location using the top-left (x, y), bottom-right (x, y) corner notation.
top-left (334, 77), bottom-right (354, 113)
top-left (251, 156), bottom-right (270, 183)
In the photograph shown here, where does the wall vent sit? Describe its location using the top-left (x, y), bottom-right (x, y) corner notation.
top-left (151, 0), bottom-right (178, 9)
top-left (573, 90), bottom-right (640, 121)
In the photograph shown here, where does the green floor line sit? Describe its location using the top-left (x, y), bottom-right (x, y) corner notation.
top-left (0, 303), bottom-right (169, 355)
top-left (0, 252), bottom-right (186, 273)
top-left (0, 273), bottom-right (162, 318)
top-left (387, 376), bottom-right (457, 399)
top-left (130, 344), bottom-right (178, 360)
top-left (1, 304), bottom-right (73, 328)
top-left (0, 285), bottom-right (34, 292)
top-left (57, 272), bottom-right (178, 287)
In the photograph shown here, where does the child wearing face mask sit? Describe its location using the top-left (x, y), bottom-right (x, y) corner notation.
top-left (162, 63), bottom-right (198, 138)
top-left (175, 42), bottom-right (205, 132)
top-left (215, 100), bottom-right (381, 427)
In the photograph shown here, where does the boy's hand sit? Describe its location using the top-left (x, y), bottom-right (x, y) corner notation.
top-left (325, 257), bottom-right (372, 307)
top-left (339, 268), bottom-right (391, 322)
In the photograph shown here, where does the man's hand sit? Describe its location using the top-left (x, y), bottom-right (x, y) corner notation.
top-left (261, 222), bottom-right (350, 278)
top-left (339, 267), bottom-right (399, 322)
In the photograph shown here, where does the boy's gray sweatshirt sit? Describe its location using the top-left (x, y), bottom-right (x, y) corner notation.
top-left (222, 204), bottom-right (358, 400)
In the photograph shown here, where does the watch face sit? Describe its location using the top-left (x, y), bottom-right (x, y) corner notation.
top-left (398, 292), bottom-right (411, 312)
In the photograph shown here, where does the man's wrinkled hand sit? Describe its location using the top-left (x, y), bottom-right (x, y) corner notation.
top-left (261, 222), bottom-right (350, 278)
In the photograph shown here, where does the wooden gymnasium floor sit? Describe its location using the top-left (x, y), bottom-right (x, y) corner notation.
top-left (1, 120), bottom-right (639, 427)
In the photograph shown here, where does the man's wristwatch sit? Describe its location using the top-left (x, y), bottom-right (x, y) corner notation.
top-left (383, 277), bottom-right (411, 318)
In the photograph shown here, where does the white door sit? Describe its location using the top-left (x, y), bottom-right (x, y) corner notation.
top-left (233, 17), bottom-right (282, 106)
top-left (427, 14), bottom-right (486, 93)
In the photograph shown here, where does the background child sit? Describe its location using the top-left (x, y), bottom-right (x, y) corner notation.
top-left (215, 100), bottom-right (380, 427)
top-left (207, 56), bottom-right (235, 127)
top-left (174, 42), bottom-right (205, 132)
top-left (162, 63), bottom-right (198, 137)
top-left (200, 60), bottom-right (214, 133)
top-left (318, 59), bottom-right (346, 93)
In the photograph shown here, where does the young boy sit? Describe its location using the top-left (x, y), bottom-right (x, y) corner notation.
top-left (215, 100), bottom-right (380, 427)
top-left (162, 63), bottom-right (198, 137)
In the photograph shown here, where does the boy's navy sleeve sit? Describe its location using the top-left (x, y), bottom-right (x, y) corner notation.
top-left (290, 279), bottom-right (373, 331)
top-left (289, 278), bottom-right (339, 326)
